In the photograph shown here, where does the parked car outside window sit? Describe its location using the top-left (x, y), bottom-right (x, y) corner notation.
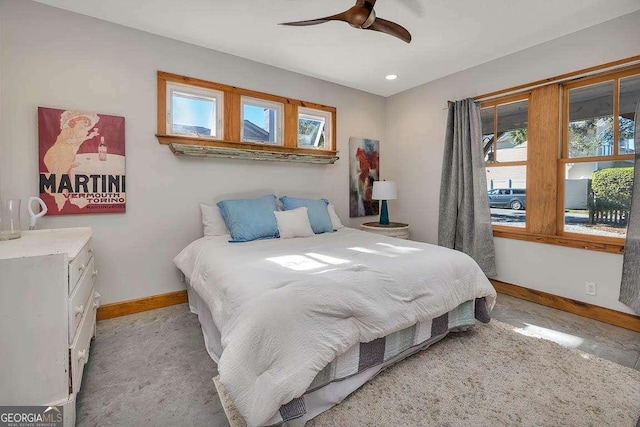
top-left (487, 188), bottom-right (526, 210)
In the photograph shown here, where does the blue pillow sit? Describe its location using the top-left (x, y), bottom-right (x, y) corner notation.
top-left (279, 196), bottom-right (334, 234)
top-left (217, 194), bottom-right (279, 242)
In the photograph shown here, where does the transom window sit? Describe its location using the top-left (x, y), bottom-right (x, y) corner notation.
top-left (156, 72), bottom-right (338, 164)
top-left (241, 97), bottom-right (283, 145)
top-left (298, 107), bottom-right (332, 149)
top-left (166, 83), bottom-right (224, 139)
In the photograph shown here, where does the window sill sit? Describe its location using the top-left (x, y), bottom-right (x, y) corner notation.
top-left (492, 229), bottom-right (624, 254)
top-left (157, 135), bottom-right (339, 164)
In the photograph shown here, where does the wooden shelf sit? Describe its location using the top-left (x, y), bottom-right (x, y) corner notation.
top-left (169, 142), bottom-right (339, 164)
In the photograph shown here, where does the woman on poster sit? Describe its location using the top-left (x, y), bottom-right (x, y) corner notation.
top-left (43, 111), bottom-right (100, 211)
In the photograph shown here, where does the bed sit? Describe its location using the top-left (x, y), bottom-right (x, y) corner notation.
top-left (174, 220), bottom-right (496, 427)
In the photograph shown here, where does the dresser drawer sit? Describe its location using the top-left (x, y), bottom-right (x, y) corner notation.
top-left (68, 257), bottom-right (97, 344)
top-left (70, 289), bottom-right (97, 395)
top-left (69, 239), bottom-right (93, 294)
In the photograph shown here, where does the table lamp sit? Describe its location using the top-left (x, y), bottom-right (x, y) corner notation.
top-left (372, 180), bottom-right (397, 225)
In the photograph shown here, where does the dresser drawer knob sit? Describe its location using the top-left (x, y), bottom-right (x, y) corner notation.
top-left (74, 304), bottom-right (85, 316)
top-left (78, 263), bottom-right (86, 272)
top-left (77, 349), bottom-right (88, 362)
top-left (92, 270), bottom-right (98, 278)
top-left (93, 292), bottom-right (101, 309)
top-left (88, 248), bottom-right (93, 255)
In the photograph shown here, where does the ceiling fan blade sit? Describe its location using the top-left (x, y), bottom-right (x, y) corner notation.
top-left (280, 12), bottom-right (348, 27)
top-left (366, 17), bottom-right (412, 43)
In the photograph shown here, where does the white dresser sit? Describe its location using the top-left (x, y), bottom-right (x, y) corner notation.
top-left (0, 227), bottom-right (98, 426)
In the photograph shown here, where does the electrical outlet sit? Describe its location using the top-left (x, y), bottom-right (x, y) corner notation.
top-left (585, 281), bottom-right (597, 296)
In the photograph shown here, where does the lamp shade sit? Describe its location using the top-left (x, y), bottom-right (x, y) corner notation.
top-left (372, 180), bottom-right (397, 200)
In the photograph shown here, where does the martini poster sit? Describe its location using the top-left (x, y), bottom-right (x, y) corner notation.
top-left (38, 107), bottom-right (126, 215)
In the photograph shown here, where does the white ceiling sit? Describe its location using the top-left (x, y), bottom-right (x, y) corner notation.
top-left (34, 0), bottom-right (640, 97)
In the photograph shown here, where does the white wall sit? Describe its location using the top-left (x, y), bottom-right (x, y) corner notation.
top-left (385, 10), bottom-right (640, 314)
top-left (2, 1), bottom-right (637, 314)
top-left (0, 0), bottom-right (385, 304)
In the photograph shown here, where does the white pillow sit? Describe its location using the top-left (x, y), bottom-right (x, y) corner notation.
top-left (200, 204), bottom-right (229, 236)
top-left (274, 207), bottom-right (315, 239)
top-left (327, 204), bottom-right (344, 230)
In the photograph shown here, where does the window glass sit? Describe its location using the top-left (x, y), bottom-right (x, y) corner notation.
top-left (486, 165), bottom-right (527, 228)
top-left (480, 107), bottom-right (495, 162)
top-left (168, 84), bottom-right (223, 139)
top-left (619, 74), bottom-right (640, 155)
top-left (298, 108), bottom-right (331, 149)
top-left (563, 161), bottom-right (633, 238)
top-left (242, 98), bottom-right (283, 144)
top-left (568, 81), bottom-right (614, 158)
top-left (496, 100), bottom-right (528, 162)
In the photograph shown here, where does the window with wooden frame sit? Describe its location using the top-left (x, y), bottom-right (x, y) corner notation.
top-left (480, 60), bottom-right (640, 254)
top-left (166, 82), bottom-right (224, 139)
top-left (560, 69), bottom-right (638, 242)
top-left (298, 107), bottom-right (332, 150)
top-left (481, 94), bottom-right (530, 229)
top-left (241, 96), bottom-right (283, 145)
top-left (156, 71), bottom-right (338, 164)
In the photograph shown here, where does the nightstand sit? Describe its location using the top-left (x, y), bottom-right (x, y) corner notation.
top-left (361, 222), bottom-right (410, 239)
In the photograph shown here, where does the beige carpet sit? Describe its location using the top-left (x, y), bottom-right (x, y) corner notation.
top-left (213, 320), bottom-right (640, 427)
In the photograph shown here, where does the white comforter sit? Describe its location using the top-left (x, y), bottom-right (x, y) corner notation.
top-left (174, 227), bottom-right (496, 426)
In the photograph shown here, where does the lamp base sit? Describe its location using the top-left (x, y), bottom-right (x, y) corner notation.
top-left (379, 200), bottom-right (390, 225)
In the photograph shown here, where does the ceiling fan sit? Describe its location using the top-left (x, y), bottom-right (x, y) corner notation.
top-left (279, 0), bottom-right (412, 44)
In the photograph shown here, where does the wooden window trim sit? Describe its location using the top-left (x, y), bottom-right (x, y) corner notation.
top-left (481, 62), bottom-right (640, 253)
top-left (156, 71), bottom-right (338, 160)
top-left (493, 229), bottom-right (624, 254)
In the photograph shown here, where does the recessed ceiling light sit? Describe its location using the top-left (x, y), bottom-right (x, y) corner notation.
top-left (385, 74), bottom-right (398, 80)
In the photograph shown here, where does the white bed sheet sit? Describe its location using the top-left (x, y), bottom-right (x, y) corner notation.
top-left (175, 227), bottom-right (496, 426)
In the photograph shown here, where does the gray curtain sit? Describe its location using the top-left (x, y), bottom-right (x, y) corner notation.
top-left (619, 100), bottom-right (640, 315)
top-left (438, 99), bottom-right (497, 278)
